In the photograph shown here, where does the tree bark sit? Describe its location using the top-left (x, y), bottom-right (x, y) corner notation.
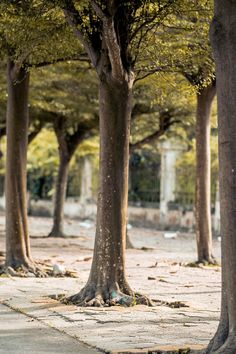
top-left (195, 83), bottom-right (216, 264)
top-left (91, 78), bottom-right (130, 289)
top-left (126, 231), bottom-right (134, 249)
top-left (49, 152), bottom-right (70, 237)
top-left (206, 2), bottom-right (236, 352)
top-left (5, 60), bottom-right (33, 269)
top-left (68, 77), bottom-right (149, 306)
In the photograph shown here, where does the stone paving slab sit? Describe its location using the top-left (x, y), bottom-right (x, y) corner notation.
top-left (0, 274), bottom-right (219, 353)
top-left (0, 214), bottom-right (222, 353)
top-left (0, 303), bottom-right (100, 354)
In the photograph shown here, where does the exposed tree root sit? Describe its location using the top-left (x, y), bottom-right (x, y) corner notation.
top-left (198, 257), bottom-right (219, 267)
top-left (205, 322), bottom-right (228, 354)
top-left (185, 259), bottom-right (219, 268)
top-left (48, 229), bottom-right (66, 238)
top-left (209, 333), bottom-right (236, 354)
top-left (0, 261), bottom-right (48, 278)
top-left (63, 282), bottom-right (153, 307)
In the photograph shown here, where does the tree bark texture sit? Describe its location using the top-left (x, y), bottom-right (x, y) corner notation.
top-left (195, 83), bottom-right (216, 264)
top-left (5, 60), bottom-right (32, 269)
top-left (49, 152), bottom-right (70, 237)
top-left (67, 76), bottom-right (150, 306)
top-left (86, 78), bottom-right (132, 302)
top-left (206, 1), bottom-right (236, 352)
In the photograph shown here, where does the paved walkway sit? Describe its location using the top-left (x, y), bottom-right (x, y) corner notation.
top-left (0, 303), bottom-right (100, 354)
top-left (0, 214), bottom-right (222, 353)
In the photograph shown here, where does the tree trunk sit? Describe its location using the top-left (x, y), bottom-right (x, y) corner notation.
top-left (49, 152), bottom-right (70, 237)
top-left (126, 230), bottom-right (134, 249)
top-left (68, 77), bottom-right (148, 306)
top-left (195, 84), bottom-right (216, 264)
top-left (206, 2), bottom-right (236, 352)
top-left (5, 60), bottom-right (33, 269)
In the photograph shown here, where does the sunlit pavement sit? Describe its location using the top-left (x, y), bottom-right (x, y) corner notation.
top-left (0, 214), bottom-right (221, 353)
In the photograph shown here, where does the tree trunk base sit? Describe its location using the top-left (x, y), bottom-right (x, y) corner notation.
top-left (48, 229), bottom-right (67, 238)
top-left (63, 280), bottom-right (152, 307)
top-left (1, 259), bottom-right (48, 277)
top-left (126, 233), bottom-right (135, 249)
top-left (207, 333), bottom-right (236, 354)
top-left (186, 257), bottom-right (219, 268)
top-left (196, 255), bottom-right (219, 266)
top-left (205, 325), bottom-right (228, 354)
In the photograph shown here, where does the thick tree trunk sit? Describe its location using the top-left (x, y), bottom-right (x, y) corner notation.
top-left (5, 60), bottom-right (33, 269)
top-left (195, 84), bottom-right (216, 264)
top-left (82, 78), bottom-right (130, 302)
top-left (68, 77), bottom-right (148, 306)
top-left (206, 2), bottom-right (236, 352)
top-left (49, 153), bottom-right (70, 237)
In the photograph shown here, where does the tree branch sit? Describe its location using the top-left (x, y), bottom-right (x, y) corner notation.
top-left (130, 129), bottom-right (165, 153)
top-left (62, 1), bottom-right (98, 67)
top-left (28, 53), bottom-right (89, 68)
top-left (67, 115), bottom-right (98, 156)
top-left (91, 0), bottom-right (106, 19)
top-left (28, 122), bottom-right (44, 145)
top-left (135, 66), bottom-right (182, 84)
top-left (90, 1), bottom-right (124, 80)
top-left (131, 103), bottom-right (156, 121)
top-left (103, 15), bottom-right (124, 80)
top-left (130, 119), bottom-right (180, 153)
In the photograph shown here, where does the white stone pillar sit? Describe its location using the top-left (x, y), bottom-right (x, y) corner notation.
top-left (159, 140), bottom-right (184, 226)
top-left (80, 156), bottom-right (93, 204)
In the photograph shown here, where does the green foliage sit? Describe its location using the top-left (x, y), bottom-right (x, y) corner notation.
top-left (131, 72), bottom-right (196, 149)
top-left (0, 1), bottom-right (82, 65)
top-left (27, 128), bottom-right (99, 199)
top-left (136, 0), bottom-right (214, 88)
top-left (30, 61), bottom-right (98, 121)
top-left (27, 129), bottom-right (59, 177)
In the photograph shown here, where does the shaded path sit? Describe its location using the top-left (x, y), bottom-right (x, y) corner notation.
top-left (0, 303), bottom-right (101, 354)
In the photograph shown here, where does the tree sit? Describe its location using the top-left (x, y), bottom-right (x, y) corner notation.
top-left (30, 61), bottom-right (99, 237)
top-left (130, 73), bottom-right (192, 153)
top-left (183, 75), bottom-right (216, 264)
top-left (49, 115), bottom-right (97, 237)
top-left (206, 2), bottom-right (236, 353)
top-left (4, 59), bottom-right (31, 272)
top-left (179, 3), bottom-right (216, 264)
top-left (56, 0), bottom-right (180, 306)
top-left (141, 0), bottom-right (216, 263)
top-left (0, 1), bottom-right (82, 274)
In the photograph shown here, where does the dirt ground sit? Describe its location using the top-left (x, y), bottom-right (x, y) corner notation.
top-left (0, 212), bottom-right (221, 353)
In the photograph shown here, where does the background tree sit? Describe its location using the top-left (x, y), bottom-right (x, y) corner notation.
top-left (49, 115), bottom-right (98, 237)
top-left (30, 61), bottom-right (99, 237)
top-left (177, 2), bottom-right (216, 265)
top-left (148, 0), bottom-right (216, 263)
